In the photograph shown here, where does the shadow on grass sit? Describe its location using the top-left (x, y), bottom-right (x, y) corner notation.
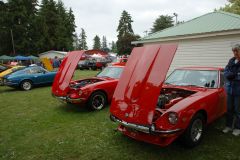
top-left (0, 84), bottom-right (51, 93)
top-left (56, 103), bottom-right (92, 114)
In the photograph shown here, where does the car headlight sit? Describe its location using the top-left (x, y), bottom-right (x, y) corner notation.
top-left (168, 112), bottom-right (178, 125)
top-left (79, 90), bottom-right (83, 95)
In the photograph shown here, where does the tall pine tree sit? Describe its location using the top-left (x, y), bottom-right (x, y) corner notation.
top-left (79, 28), bottom-right (88, 50)
top-left (93, 35), bottom-right (101, 49)
top-left (116, 10), bottom-right (139, 55)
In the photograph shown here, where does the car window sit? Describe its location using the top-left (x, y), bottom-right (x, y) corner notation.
top-left (97, 67), bottom-right (123, 79)
top-left (165, 69), bottom-right (219, 88)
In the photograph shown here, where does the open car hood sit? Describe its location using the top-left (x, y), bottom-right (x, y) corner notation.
top-left (52, 51), bottom-right (84, 96)
top-left (110, 44), bottom-right (178, 126)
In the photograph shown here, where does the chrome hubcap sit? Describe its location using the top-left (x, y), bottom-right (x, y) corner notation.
top-left (92, 95), bottom-right (105, 110)
top-left (191, 119), bottom-right (203, 142)
top-left (23, 82), bottom-right (31, 90)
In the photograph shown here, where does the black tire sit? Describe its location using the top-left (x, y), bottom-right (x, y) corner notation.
top-left (181, 113), bottom-right (205, 148)
top-left (20, 80), bottom-right (33, 91)
top-left (91, 67), bottom-right (97, 71)
top-left (87, 91), bottom-right (107, 111)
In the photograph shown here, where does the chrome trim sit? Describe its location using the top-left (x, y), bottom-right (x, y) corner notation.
top-left (110, 115), bottom-right (182, 134)
top-left (52, 94), bottom-right (83, 103)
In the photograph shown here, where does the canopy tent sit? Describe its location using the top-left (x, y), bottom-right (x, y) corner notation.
top-left (28, 55), bottom-right (39, 60)
top-left (14, 55), bottom-right (31, 61)
top-left (0, 55), bottom-right (13, 60)
top-left (0, 55), bottom-right (13, 63)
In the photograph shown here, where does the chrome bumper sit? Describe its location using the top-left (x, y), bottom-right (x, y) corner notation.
top-left (52, 94), bottom-right (84, 103)
top-left (110, 115), bottom-right (182, 134)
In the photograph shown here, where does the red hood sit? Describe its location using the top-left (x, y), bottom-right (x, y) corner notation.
top-left (52, 51), bottom-right (85, 96)
top-left (110, 44), bottom-right (178, 126)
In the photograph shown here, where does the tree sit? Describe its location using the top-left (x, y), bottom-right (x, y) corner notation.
top-left (220, 0), bottom-right (240, 15)
top-left (150, 15), bottom-right (174, 33)
top-left (111, 41), bottom-right (118, 53)
top-left (93, 35), bottom-right (101, 49)
top-left (101, 36), bottom-right (109, 52)
top-left (116, 10), bottom-right (139, 55)
top-left (79, 28), bottom-right (88, 50)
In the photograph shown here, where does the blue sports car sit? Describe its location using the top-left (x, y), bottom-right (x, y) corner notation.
top-left (3, 66), bottom-right (57, 90)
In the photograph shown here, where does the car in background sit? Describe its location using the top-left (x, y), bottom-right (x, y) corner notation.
top-left (0, 66), bottom-right (26, 85)
top-left (109, 57), bottom-right (128, 66)
top-left (110, 44), bottom-right (227, 147)
top-left (0, 64), bottom-right (10, 73)
top-left (78, 60), bottom-right (97, 70)
top-left (52, 50), bottom-right (125, 111)
top-left (3, 66), bottom-right (57, 90)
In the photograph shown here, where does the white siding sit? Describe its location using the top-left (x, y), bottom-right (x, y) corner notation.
top-left (146, 34), bottom-right (240, 74)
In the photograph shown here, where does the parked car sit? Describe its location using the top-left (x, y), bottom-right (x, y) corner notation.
top-left (110, 44), bottom-right (227, 147)
top-left (0, 64), bottom-right (10, 73)
top-left (109, 57), bottom-right (128, 66)
top-left (0, 66), bottom-right (26, 85)
top-left (78, 60), bottom-right (96, 70)
top-left (3, 66), bottom-right (57, 90)
top-left (52, 51), bottom-right (125, 110)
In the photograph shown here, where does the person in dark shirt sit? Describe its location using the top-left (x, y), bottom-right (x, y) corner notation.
top-left (52, 56), bottom-right (60, 68)
top-left (223, 44), bottom-right (240, 136)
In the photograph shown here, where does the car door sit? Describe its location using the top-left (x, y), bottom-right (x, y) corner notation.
top-left (30, 67), bottom-right (49, 84)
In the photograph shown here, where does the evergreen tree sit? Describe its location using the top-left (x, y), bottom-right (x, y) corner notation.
top-left (79, 28), bottom-right (88, 50)
top-left (38, 0), bottom-right (59, 51)
top-left (6, 0), bottom-right (38, 55)
top-left (111, 41), bottom-right (118, 53)
top-left (101, 36), bottom-right (109, 52)
top-left (73, 32), bottom-right (79, 50)
top-left (220, 0), bottom-right (240, 15)
top-left (0, 1), bottom-right (12, 55)
top-left (65, 8), bottom-right (76, 50)
top-left (150, 15), bottom-right (174, 33)
top-left (93, 35), bottom-right (101, 49)
top-left (116, 10), bottom-right (139, 55)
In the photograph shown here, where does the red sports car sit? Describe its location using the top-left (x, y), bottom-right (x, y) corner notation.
top-left (52, 51), bottom-right (125, 110)
top-left (110, 44), bottom-right (227, 147)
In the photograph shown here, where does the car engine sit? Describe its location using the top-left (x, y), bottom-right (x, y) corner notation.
top-left (69, 79), bottom-right (103, 89)
top-left (157, 88), bottom-right (196, 109)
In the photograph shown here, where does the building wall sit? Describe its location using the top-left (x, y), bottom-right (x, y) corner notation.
top-left (145, 34), bottom-right (240, 74)
top-left (39, 52), bottom-right (66, 59)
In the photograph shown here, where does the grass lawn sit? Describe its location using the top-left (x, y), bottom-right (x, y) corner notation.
top-left (0, 70), bottom-right (240, 160)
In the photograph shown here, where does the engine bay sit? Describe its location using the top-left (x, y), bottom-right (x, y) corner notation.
top-left (156, 88), bottom-right (196, 110)
top-left (69, 79), bottom-right (103, 89)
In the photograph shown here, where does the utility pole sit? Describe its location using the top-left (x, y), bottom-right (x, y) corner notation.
top-left (144, 30), bottom-right (148, 36)
top-left (10, 29), bottom-right (15, 55)
top-left (173, 13), bottom-right (178, 25)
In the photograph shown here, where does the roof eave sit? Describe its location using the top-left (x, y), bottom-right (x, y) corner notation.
top-left (132, 29), bottom-right (240, 44)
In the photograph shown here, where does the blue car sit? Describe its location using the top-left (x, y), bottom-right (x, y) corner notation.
top-left (3, 66), bottom-right (57, 90)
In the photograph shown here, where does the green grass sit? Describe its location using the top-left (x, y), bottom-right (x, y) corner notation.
top-left (0, 70), bottom-right (240, 160)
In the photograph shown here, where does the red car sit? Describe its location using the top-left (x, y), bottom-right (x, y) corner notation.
top-left (52, 51), bottom-right (125, 110)
top-left (110, 44), bottom-right (227, 147)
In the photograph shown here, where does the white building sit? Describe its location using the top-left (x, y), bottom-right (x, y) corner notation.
top-left (133, 11), bottom-right (240, 73)
top-left (38, 50), bottom-right (67, 59)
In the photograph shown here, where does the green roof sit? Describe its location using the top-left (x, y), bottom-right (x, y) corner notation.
top-left (141, 11), bottom-right (240, 42)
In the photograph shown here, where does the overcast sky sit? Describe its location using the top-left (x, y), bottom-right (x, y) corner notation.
top-left (61, 0), bottom-right (229, 49)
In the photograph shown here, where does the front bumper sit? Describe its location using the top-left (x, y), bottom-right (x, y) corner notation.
top-left (52, 94), bottom-right (85, 104)
top-left (110, 115), bottom-right (182, 135)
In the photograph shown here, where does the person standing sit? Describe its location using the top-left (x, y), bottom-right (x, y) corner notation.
top-left (53, 56), bottom-right (60, 68)
top-left (223, 44), bottom-right (240, 136)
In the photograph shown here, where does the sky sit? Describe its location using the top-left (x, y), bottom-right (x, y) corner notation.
top-left (61, 0), bottom-right (229, 49)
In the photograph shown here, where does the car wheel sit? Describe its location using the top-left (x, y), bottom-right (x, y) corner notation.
top-left (87, 91), bottom-right (107, 111)
top-left (20, 80), bottom-right (33, 91)
top-left (181, 113), bottom-right (205, 148)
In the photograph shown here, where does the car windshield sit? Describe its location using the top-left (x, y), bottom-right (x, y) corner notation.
top-left (97, 67), bottom-right (123, 79)
top-left (165, 69), bottom-right (218, 88)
